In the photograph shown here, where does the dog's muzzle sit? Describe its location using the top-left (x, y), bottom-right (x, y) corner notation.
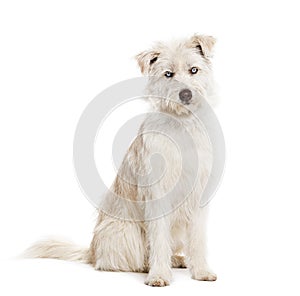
top-left (179, 89), bottom-right (192, 104)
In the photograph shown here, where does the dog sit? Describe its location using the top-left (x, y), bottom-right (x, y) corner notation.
top-left (25, 34), bottom-right (218, 287)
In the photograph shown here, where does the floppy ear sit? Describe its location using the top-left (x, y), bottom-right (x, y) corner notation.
top-left (190, 34), bottom-right (216, 58)
top-left (135, 50), bottom-right (160, 74)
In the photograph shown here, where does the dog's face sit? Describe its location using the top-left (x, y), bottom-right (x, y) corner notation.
top-left (136, 35), bottom-right (216, 115)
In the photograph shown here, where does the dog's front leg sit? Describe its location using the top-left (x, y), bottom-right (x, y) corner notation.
top-left (187, 206), bottom-right (217, 281)
top-left (145, 218), bottom-right (172, 287)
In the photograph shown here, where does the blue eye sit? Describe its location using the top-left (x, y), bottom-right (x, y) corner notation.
top-left (190, 67), bottom-right (198, 74)
top-left (165, 71), bottom-right (174, 78)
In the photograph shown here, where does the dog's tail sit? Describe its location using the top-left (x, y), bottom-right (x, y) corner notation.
top-left (23, 238), bottom-right (90, 263)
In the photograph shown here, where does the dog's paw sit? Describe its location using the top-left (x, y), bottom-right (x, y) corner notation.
top-left (171, 255), bottom-right (187, 268)
top-left (192, 270), bottom-right (217, 281)
top-left (145, 275), bottom-right (170, 287)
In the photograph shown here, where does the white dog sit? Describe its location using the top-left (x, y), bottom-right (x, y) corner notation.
top-left (26, 34), bottom-right (218, 287)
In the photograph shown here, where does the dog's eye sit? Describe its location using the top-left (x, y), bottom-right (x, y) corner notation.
top-left (165, 71), bottom-right (174, 78)
top-left (190, 67), bottom-right (198, 74)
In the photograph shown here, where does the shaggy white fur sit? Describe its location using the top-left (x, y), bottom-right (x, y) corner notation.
top-left (25, 34), bottom-right (218, 287)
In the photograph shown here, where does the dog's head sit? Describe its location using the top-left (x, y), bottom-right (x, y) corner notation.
top-left (136, 35), bottom-right (216, 116)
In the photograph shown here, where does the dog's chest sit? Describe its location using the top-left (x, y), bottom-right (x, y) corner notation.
top-left (141, 115), bottom-right (212, 199)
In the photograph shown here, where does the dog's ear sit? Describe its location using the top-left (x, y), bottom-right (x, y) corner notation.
top-left (135, 50), bottom-right (160, 74)
top-left (190, 34), bottom-right (216, 59)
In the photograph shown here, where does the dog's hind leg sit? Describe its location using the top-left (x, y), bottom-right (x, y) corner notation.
top-left (90, 218), bottom-right (146, 272)
top-left (171, 255), bottom-right (186, 268)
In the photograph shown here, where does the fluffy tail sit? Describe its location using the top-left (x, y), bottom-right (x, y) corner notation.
top-left (23, 238), bottom-right (90, 263)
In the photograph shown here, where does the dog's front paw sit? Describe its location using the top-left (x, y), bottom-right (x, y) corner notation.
top-left (192, 270), bottom-right (217, 281)
top-left (145, 275), bottom-right (170, 287)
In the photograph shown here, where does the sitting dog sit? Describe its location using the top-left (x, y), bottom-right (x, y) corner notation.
top-left (26, 34), bottom-right (218, 287)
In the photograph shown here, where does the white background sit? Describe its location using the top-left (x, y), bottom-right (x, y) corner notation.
top-left (1, 0), bottom-right (300, 295)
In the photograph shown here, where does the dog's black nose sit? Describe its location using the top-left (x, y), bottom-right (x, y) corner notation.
top-left (179, 89), bottom-right (192, 103)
